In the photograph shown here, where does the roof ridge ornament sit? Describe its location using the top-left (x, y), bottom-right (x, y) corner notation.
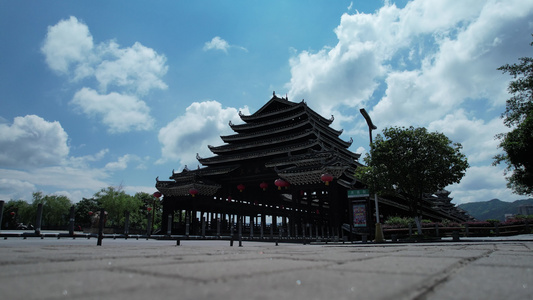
top-left (229, 120), bottom-right (233, 126)
top-left (329, 115), bottom-right (335, 122)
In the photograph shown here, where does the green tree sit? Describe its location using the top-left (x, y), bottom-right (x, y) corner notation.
top-left (133, 192), bottom-right (160, 231)
top-left (94, 186), bottom-right (143, 227)
top-left (32, 192), bottom-right (73, 227)
top-left (357, 126), bottom-right (469, 233)
top-left (74, 197), bottom-right (99, 227)
top-left (2, 200), bottom-right (32, 229)
top-left (494, 38), bottom-right (533, 195)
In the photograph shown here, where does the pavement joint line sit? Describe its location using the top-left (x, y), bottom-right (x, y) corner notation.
top-left (409, 248), bottom-right (496, 300)
top-left (111, 258), bottom-right (340, 284)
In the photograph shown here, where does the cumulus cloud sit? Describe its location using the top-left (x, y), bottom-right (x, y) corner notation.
top-left (447, 165), bottom-right (516, 205)
top-left (157, 101), bottom-right (249, 167)
top-left (0, 166), bottom-right (110, 199)
top-left (67, 149), bottom-right (109, 169)
top-left (72, 88), bottom-right (153, 133)
top-left (0, 114), bottom-right (118, 200)
top-left (203, 36), bottom-right (247, 53)
top-left (42, 16), bottom-right (167, 133)
top-left (0, 115), bottom-right (69, 168)
top-left (427, 111), bottom-right (509, 164)
top-left (41, 16), bottom-right (94, 76)
top-left (286, 0), bottom-right (533, 203)
top-left (0, 178), bottom-right (36, 202)
top-left (95, 41), bottom-right (168, 94)
top-left (104, 154), bottom-right (145, 171)
top-left (289, 0), bottom-right (532, 121)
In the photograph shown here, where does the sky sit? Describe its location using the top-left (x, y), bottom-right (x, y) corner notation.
top-left (1, 0), bottom-right (532, 205)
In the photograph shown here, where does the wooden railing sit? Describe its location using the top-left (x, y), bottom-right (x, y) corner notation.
top-left (383, 222), bottom-right (532, 239)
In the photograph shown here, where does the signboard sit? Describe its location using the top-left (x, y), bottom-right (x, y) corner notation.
top-left (348, 189), bottom-right (369, 198)
top-left (352, 203), bottom-right (367, 227)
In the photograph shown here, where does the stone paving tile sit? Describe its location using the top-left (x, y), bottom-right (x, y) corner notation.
top-left (472, 251), bottom-right (533, 268)
top-left (120, 257), bottom-right (334, 281)
top-left (429, 264), bottom-right (533, 300)
top-left (330, 255), bottom-right (463, 275)
top-left (83, 266), bottom-right (428, 300)
top-left (2, 238), bottom-right (533, 300)
top-left (1, 268), bottom-right (168, 300)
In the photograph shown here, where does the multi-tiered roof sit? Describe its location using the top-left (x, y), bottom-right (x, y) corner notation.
top-left (156, 93), bottom-right (362, 196)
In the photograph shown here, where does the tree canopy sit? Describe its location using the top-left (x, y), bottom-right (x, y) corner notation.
top-left (31, 192), bottom-right (72, 227)
top-left (357, 126), bottom-right (469, 214)
top-left (93, 186), bottom-right (143, 226)
top-left (494, 37), bottom-right (533, 195)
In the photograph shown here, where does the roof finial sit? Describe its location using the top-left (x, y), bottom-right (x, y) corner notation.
top-left (273, 91), bottom-right (276, 97)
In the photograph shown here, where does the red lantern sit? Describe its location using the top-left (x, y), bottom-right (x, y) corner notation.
top-left (88, 211), bottom-right (93, 216)
top-left (237, 184), bottom-right (245, 192)
top-left (147, 207), bottom-right (152, 212)
top-left (189, 188), bottom-right (198, 197)
top-left (153, 191), bottom-right (162, 198)
top-left (321, 173), bottom-right (333, 185)
top-left (259, 182), bottom-right (268, 191)
top-left (10, 211), bottom-right (15, 216)
top-left (275, 179), bottom-right (289, 190)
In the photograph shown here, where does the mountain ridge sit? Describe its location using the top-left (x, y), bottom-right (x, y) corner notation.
top-left (458, 198), bottom-right (533, 221)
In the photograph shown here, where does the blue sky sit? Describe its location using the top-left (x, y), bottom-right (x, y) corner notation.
top-left (1, 0), bottom-right (532, 204)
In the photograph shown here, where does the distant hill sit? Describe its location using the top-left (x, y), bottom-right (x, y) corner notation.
top-left (458, 198), bottom-right (533, 221)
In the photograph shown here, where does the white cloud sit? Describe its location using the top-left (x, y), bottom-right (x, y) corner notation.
top-left (0, 115), bottom-right (69, 168)
top-left (0, 166), bottom-right (110, 201)
top-left (0, 178), bottom-right (36, 201)
top-left (72, 87), bottom-right (153, 133)
top-left (428, 111), bottom-right (508, 164)
top-left (105, 154), bottom-right (144, 171)
top-left (448, 165), bottom-right (516, 205)
top-left (203, 36), bottom-right (247, 53)
top-left (204, 36), bottom-right (230, 53)
top-left (0, 114), bottom-right (116, 201)
top-left (42, 16), bottom-right (168, 133)
top-left (157, 101), bottom-right (249, 167)
top-left (67, 149), bottom-right (109, 168)
top-left (285, 0), bottom-right (533, 203)
top-left (95, 41), bottom-right (168, 95)
top-left (41, 16), bottom-right (94, 75)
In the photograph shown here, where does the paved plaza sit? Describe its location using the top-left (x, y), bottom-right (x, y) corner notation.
top-left (1, 235), bottom-right (532, 300)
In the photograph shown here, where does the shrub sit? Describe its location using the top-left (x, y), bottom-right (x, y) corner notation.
top-left (384, 216), bottom-right (414, 228)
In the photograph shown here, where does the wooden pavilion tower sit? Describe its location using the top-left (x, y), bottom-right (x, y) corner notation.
top-left (155, 93), bottom-right (368, 238)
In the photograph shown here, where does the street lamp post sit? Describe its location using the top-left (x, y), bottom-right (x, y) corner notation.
top-left (360, 108), bottom-right (385, 243)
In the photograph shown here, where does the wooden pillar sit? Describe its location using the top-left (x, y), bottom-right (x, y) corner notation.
top-left (250, 216), bottom-right (254, 238)
top-left (201, 214), bottom-right (206, 238)
top-left (217, 216), bottom-right (221, 237)
top-left (35, 203), bottom-right (43, 235)
top-left (0, 200), bottom-right (3, 232)
top-left (185, 212), bottom-right (190, 237)
top-left (261, 214), bottom-right (265, 239)
top-left (167, 214), bottom-right (172, 235)
top-left (124, 211), bottom-right (130, 235)
top-left (68, 205), bottom-right (75, 236)
top-left (270, 215), bottom-right (274, 238)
